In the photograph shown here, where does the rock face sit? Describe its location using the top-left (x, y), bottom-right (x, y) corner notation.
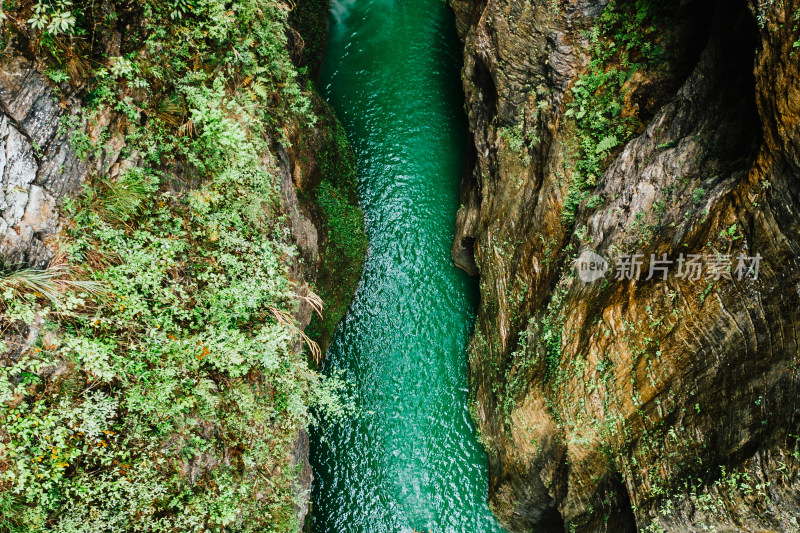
top-left (0, 54), bottom-right (88, 267)
top-left (451, 0), bottom-right (800, 531)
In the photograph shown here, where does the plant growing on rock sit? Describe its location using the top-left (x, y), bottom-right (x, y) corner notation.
top-left (562, 0), bottom-right (668, 226)
top-left (0, 0), bottom-right (351, 530)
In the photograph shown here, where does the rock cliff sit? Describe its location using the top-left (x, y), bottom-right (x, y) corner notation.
top-left (451, 0), bottom-right (800, 530)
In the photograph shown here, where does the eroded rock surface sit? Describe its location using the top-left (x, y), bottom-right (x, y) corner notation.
top-left (0, 53), bottom-right (88, 267)
top-left (451, 0), bottom-right (800, 530)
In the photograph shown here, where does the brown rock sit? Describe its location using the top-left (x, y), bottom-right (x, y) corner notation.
top-left (451, 0), bottom-right (800, 530)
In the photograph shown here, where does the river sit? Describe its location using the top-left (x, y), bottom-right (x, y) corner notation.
top-left (309, 0), bottom-right (505, 530)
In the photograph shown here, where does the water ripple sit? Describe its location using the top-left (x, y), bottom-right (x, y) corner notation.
top-left (310, 0), bottom-right (507, 531)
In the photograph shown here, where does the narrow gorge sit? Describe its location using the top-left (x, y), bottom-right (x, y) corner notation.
top-left (1, 0), bottom-right (799, 532)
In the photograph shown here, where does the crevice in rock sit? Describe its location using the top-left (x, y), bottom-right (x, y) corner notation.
top-left (454, 132), bottom-right (481, 275)
top-left (605, 476), bottom-right (636, 533)
top-left (538, 506), bottom-right (566, 533)
top-left (0, 99), bottom-right (43, 171)
top-left (473, 54), bottom-right (497, 120)
top-left (631, 0), bottom-right (716, 123)
top-left (701, 0), bottom-right (761, 165)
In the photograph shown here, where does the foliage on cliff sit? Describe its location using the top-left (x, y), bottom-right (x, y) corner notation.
top-left (299, 112), bottom-right (367, 350)
top-left (0, 0), bottom-right (355, 530)
top-left (562, 0), bottom-right (669, 225)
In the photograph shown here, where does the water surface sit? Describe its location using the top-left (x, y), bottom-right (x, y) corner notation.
top-left (310, 0), bottom-right (505, 530)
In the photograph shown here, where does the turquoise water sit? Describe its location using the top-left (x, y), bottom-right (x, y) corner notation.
top-left (309, 0), bottom-right (505, 531)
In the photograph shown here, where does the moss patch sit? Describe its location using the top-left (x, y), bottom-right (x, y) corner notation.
top-left (288, 0), bottom-right (331, 76)
top-left (299, 111), bottom-right (367, 351)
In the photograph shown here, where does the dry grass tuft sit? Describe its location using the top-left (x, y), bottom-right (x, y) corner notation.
top-left (268, 306), bottom-right (322, 363)
top-left (0, 253), bottom-right (104, 309)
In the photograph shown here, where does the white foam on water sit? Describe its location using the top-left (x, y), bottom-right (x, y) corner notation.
top-left (330, 0), bottom-right (358, 26)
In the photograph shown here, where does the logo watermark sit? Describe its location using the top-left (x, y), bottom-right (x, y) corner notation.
top-left (576, 250), bottom-right (609, 282)
top-left (575, 251), bottom-right (761, 283)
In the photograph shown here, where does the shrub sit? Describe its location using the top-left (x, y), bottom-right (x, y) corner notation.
top-left (0, 1), bottom-right (347, 530)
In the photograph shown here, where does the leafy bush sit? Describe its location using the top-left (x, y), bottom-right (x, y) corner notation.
top-left (0, 0), bottom-right (349, 531)
top-left (27, 1), bottom-right (77, 36)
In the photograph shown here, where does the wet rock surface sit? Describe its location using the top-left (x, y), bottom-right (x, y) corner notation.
top-left (451, 0), bottom-right (800, 530)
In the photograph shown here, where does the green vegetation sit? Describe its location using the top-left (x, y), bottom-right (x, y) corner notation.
top-left (794, 9), bottom-right (800, 52)
top-left (497, 122), bottom-right (534, 167)
top-left (0, 0), bottom-right (356, 530)
top-left (302, 117), bottom-right (367, 349)
top-left (499, 274), bottom-right (570, 423)
top-left (562, 0), bottom-right (669, 225)
top-left (288, 0), bottom-right (330, 74)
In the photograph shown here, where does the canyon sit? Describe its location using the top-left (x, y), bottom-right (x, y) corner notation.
top-left (2, 0), bottom-right (799, 531)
